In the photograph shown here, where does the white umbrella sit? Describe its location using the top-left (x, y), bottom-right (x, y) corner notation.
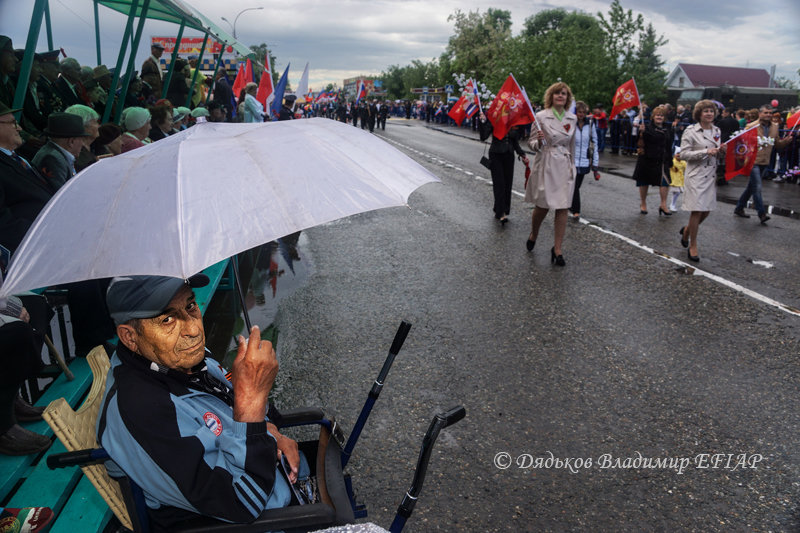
top-left (0, 118), bottom-right (438, 298)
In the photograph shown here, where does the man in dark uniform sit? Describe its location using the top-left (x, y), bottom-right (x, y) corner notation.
top-left (212, 70), bottom-right (233, 122)
top-left (0, 103), bottom-right (53, 254)
top-left (404, 100), bottom-right (411, 119)
top-left (278, 94), bottom-right (296, 121)
top-left (351, 101), bottom-right (358, 128)
top-left (141, 42), bottom-right (165, 99)
top-left (15, 51), bottom-right (47, 133)
top-left (335, 101), bottom-right (347, 123)
top-left (0, 36), bottom-right (17, 111)
top-left (54, 57), bottom-right (86, 108)
top-left (360, 101), bottom-right (369, 130)
top-left (367, 99), bottom-right (377, 132)
top-left (378, 100), bottom-right (388, 130)
top-left (37, 50), bottom-right (64, 116)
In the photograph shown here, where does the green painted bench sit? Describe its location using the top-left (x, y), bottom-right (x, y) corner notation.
top-left (0, 258), bottom-right (231, 531)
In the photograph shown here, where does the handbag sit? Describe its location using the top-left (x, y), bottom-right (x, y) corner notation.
top-left (480, 144), bottom-right (491, 169)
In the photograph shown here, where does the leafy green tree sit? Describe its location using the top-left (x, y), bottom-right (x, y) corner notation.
top-left (626, 23), bottom-right (668, 104)
top-left (249, 43), bottom-right (279, 86)
top-left (379, 64), bottom-right (407, 99)
top-left (597, 1), bottom-right (668, 106)
top-left (440, 9), bottom-right (512, 85)
top-left (597, 0), bottom-right (642, 70)
top-left (513, 9), bottom-right (617, 108)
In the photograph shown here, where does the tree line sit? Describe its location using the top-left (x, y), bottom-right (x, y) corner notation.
top-left (379, 1), bottom-right (668, 109)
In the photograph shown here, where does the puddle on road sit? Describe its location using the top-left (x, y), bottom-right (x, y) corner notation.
top-left (204, 232), bottom-right (311, 366)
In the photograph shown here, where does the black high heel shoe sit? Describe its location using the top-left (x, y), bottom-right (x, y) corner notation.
top-left (679, 227), bottom-right (688, 248)
top-left (526, 237), bottom-right (535, 251)
top-left (659, 207), bottom-right (672, 216)
top-left (687, 249), bottom-right (699, 262)
top-left (500, 216), bottom-right (508, 226)
top-left (551, 247), bottom-right (565, 266)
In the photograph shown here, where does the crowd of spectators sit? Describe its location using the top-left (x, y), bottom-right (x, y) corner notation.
top-left (404, 89), bottom-right (800, 186)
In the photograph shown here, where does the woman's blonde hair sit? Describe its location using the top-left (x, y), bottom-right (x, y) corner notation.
top-left (575, 101), bottom-right (589, 114)
top-left (651, 104), bottom-right (667, 117)
top-left (543, 82), bottom-right (573, 110)
top-left (692, 100), bottom-right (717, 123)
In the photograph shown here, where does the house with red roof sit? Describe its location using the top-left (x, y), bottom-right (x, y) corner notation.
top-left (665, 63), bottom-right (797, 109)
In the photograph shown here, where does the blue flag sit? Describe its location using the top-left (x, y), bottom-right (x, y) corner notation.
top-left (270, 63), bottom-right (291, 121)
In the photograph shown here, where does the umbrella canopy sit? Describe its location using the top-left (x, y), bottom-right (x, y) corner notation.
top-left (1, 119), bottom-right (438, 297)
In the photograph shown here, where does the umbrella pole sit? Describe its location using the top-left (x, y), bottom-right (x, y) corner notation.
top-left (231, 256), bottom-right (253, 332)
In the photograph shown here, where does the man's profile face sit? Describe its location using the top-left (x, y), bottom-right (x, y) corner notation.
top-left (152, 46), bottom-right (164, 59)
top-left (122, 286), bottom-right (206, 373)
top-left (0, 114), bottom-right (22, 150)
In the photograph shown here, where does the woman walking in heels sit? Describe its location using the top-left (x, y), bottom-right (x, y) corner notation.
top-left (478, 115), bottom-right (529, 225)
top-left (524, 81), bottom-right (577, 266)
top-left (632, 105), bottom-right (673, 215)
top-left (679, 100), bottom-right (725, 262)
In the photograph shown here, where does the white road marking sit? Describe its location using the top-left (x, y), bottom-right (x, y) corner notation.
top-left (383, 136), bottom-right (799, 317)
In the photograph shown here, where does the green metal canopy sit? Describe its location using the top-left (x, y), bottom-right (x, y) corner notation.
top-left (96, 0), bottom-right (257, 59)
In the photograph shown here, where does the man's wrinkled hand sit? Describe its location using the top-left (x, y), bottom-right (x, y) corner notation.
top-left (268, 423), bottom-right (299, 483)
top-left (232, 326), bottom-right (278, 423)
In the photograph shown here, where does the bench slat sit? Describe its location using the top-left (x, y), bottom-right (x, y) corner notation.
top-left (6, 441), bottom-right (81, 513)
top-left (48, 474), bottom-right (113, 533)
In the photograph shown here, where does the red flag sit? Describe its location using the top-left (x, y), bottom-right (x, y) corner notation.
top-left (486, 74), bottom-right (535, 139)
top-left (447, 94), bottom-right (472, 126)
top-left (256, 53), bottom-right (274, 108)
top-left (610, 78), bottom-right (640, 120)
top-left (787, 112), bottom-right (800, 130)
top-left (244, 59), bottom-right (254, 84)
top-left (725, 126), bottom-right (759, 181)
top-left (231, 64), bottom-right (246, 101)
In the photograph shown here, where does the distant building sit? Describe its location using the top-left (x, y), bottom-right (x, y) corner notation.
top-left (666, 63), bottom-right (797, 109)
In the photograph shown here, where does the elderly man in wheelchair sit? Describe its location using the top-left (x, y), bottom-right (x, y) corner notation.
top-left (99, 274), bottom-right (308, 531)
top-left (46, 273), bottom-right (463, 533)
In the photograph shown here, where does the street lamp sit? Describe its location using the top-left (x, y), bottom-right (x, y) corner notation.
top-left (221, 6), bottom-right (264, 40)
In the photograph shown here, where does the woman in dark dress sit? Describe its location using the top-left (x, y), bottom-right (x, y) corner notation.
top-left (478, 114), bottom-right (529, 225)
top-left (633, 105), bottom-right (673, 215)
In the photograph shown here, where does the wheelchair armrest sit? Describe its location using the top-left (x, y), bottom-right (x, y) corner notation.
top-left (273, 407), bottom-right (326, 428)
top-left (47, 448), bottom-right (110, 469)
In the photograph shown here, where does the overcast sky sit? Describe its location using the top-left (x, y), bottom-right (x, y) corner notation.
top-left (2, 0), bottom-right (799, 93)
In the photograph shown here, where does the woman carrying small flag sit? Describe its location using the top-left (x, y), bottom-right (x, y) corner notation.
top-left (524, 81), bottom-right (577, 266)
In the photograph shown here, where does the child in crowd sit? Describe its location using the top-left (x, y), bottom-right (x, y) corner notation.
top-left (669, 147), bottom-right (686, 212)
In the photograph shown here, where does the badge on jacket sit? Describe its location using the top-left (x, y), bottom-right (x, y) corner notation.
top-left (203, 412), bottom-right (223, 436)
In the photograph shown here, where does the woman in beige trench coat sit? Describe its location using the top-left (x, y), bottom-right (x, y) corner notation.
top-left (525, 81), bottom-right (577, 266)
top-left (678, 100), bottom-right (725, 262)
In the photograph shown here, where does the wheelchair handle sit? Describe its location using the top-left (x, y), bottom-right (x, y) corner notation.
top-left (437, 406), bottom-right (466, 429)
top-left (388, 321), bottom-right (412, 357)
top-left (47, 448), bottom-right (109, 469)
top-left (389, 405), bottom-right (466, 533)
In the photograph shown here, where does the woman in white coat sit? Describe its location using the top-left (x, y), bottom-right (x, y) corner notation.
top-left (525, 82), bottom-right (577, 266)
top-left (678, 100), bottom-right (725, 262)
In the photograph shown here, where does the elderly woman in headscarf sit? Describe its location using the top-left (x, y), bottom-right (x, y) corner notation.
top-left (120, 107), bottom-right (151, 153)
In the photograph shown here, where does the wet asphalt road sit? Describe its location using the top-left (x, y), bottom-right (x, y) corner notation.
top-left (270, 118), bottom-right (800, 532)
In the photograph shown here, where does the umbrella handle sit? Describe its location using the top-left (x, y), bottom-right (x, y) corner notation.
top-left (231, 257), bottom-right (253, 332)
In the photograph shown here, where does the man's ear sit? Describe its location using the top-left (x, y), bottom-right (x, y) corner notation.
top-left (117, 324), bottom-right (138, 353)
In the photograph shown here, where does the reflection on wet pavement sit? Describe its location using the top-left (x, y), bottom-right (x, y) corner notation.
top-left (204, 232), bottom-right (311, 366)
